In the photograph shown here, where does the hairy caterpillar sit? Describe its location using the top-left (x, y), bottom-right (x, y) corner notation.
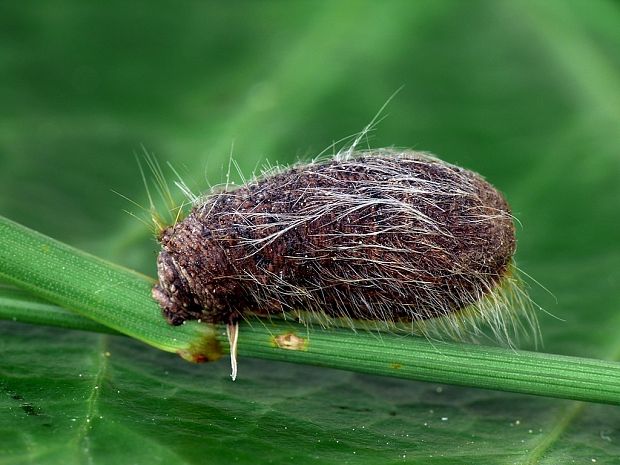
top-left (151, 149), bottom-right (535, 379)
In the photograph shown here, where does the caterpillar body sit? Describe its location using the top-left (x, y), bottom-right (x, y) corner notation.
top-left (151, 149), bottom-right (533, 378)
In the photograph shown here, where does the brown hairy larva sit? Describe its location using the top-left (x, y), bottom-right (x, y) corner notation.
top-left (152, 149), bottom-right (534, 379)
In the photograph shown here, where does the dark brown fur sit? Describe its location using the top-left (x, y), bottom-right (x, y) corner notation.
top-left (153, 151), bottom-right (515, 326)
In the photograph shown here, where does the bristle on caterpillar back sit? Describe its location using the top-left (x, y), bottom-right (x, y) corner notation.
top-left (116, 148), bottom-right (196, 237)
top-left (151, 148), bottom-right (539, 360)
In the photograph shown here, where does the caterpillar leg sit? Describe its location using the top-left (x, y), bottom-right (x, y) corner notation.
top-left (226, 321), bottom-right (239, 381)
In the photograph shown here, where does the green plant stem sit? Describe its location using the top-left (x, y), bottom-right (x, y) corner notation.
top-left (0, 285), bottom-right (118, 334)
top-left (236, 324), bottom-right (620, 406)
top-left (2, 289), bottom-right (620, 405)
top-left (2, 215), bottom-right (620, 405)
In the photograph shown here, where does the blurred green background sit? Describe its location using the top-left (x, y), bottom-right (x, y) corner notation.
top-left (1, 1), bottom-right (620, 464)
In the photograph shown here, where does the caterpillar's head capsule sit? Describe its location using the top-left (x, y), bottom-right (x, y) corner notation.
top-left (153, 225), bottom-right (222, 325)
top-left (153, 250), bottom-right (197, 325)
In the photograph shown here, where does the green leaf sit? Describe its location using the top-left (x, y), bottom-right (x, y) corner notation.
top-left (2, 0), bottom-right (620, 464)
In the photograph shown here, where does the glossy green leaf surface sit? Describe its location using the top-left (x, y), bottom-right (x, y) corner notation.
top-left (1, 1), bottom-right (620, 463)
